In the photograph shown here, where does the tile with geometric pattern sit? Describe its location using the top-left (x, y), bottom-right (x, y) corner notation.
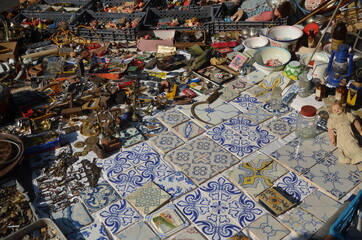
top-left (150, 131), bottom-right (184, 154)
top-left (247, 213), bottom-right (290, 240)
top-left (227, 159), bottom-right (287, 196)
top-left (241, 106), bottom-right (274, 124)
top-left (280, 207), bottom-right (324, 240)
top-left (125, 181), bottom-right (171, 216)
top-left (157, 108), bottom-right (189, 128)
top-left (173, 121), bottom-right (205, 140)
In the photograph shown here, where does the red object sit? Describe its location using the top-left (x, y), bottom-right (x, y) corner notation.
top-left (90, 73), bottom-right (122, 80)
top-left (22, 108), bottom-right (34, 118)
top-left (86, 43), bottom-right (101, 50)
top-left (211, 41), bottom-right (240, 49)
top-left (117, 81), bottom-right (133, 88)
top-left (182, 88), bottom-right (197, 98)
top-left (303, 23), bottom-right (319, 35)
top-left (300, 105), bottom-right (317, 117)
top-left (129, 59), bottom-right (145, 70)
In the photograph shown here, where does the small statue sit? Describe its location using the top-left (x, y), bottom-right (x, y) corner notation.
top-left (327, 102), bottom-right (362, 164)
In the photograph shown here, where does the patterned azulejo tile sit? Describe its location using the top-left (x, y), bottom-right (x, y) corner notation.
top-left (302, 158), bottom-right (361, 200)
top-left (231, 93), bottom-right (264, 111)
top-left (154, 171), bottom-right (196, 198)
top-left (173, 120), bottom-right (205, 140)
top-left (150, 131), bottom-right (184, 154)
top-left (117, 221), bottom-right (160, 240)
top-left (157, 108), bottom-right (189, 128)
top-left (125, 181), bottom-right (171, 216)
top-left (67, 221), bottom-right (110, 240)
top-left (107, 168), bottom-right (149, 198)
top-left (274, 171), bottom-right (317, 202)
top-left (137, 117), bottom-right (168, 139)
top-left (247, 213), bottom-right (290, 240)
top-left (227, 160), bottom-right (287, 197)
top-left (80, 181), bottom-right (120, 213)
top-left (300, 190), bottom-right (341, 222)
top-left (135, 156), bottom-right (175, 181)
top-left (241, 106), bottom-right (273, 124)
top-left (280, 207), bottom-right (324, 240)
top-left (96, 199), bottom-right (142, 234)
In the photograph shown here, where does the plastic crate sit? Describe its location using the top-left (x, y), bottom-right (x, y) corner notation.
top-left (211, 3), bottom-right (288, 34)
top-left (143, 6), bottom-right (217, 31)
top-left (23, 0), bottom-right (96, 13)
top-left (12, 12), bottom-right (78, 28)
top-left (3, 218), bottom-right (66, 240)
top-left (100, 0), bottom-right (151, 13)
top-left (148, 0), bottom-right (196, 10)
top-left (71, 10), bottom-right (146, 41)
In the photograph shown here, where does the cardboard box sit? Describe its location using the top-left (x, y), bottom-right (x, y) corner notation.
top-left (0, 42), bottom-right (18, 62)
top-left (137, 30), bottom-right (175, 52)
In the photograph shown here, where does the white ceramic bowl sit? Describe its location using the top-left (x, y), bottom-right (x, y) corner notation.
top-left (299, 52), bottom-right (330, 67)
top-left (267, 26), bottom-right (304, 49)
top-left (243, 36), bottom-right (269, 50)
top-left (253, 47), bottom-right (292, 71)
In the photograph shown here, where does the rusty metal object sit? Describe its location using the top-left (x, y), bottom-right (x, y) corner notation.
top-left (0, 133), bottom-right (24, 178)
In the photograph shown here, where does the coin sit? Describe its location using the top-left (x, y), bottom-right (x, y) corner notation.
top-left (85, 137), bottom-right (99, 146)
top-left (74, 141), bottom-right (85, 148)
top-left (84, 145), bottom-right (92, 152)
top-left (73, 152), bottom-right (82, 157)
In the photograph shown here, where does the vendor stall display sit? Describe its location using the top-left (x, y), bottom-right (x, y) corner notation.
top-left (1, 0), bottom-right (362, 239)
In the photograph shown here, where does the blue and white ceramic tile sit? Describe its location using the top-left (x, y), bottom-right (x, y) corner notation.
top-left (274, 172), bottom-right (317, 201)
top-left (324, 151), bottom-right (362, 178)
top-left (173, 121), bottom-right (205, 140)
top-left (52, 202), bottom-right (93, 235)
top-left (146, 204), bottom-right (189, 238)
top-left (67, 221), bottom-right (110, 240)
top-left (226, 192), bottom-right (265, 228)
top-left (157, 108), bottom-right (189, 128)
top-left (154, 171), bottom-right (196, 198)
top-left (302, 158), bottom-right (361, 200)
top-left (246, 85), bottom-right (273, 101)
top-left (96, 199), bottom-right (141, 234)
top-left (201, 146), bottom-right (239, 172)
top-left (263, 118), bottom-right (294, 138)
top-left (103, 143), bottom-right (159, 179)
top-left (164, 144), bottom-right (203, 168)
top-left (280, 207), bottom-right (324, 240)
top-left (117, 221), bottom-right (160, 240)
top-left (150, 131), bottom-right (184, 154)
top-left (262, 102), bottom-right (291, 116)
top-left (300, 132), bottom-right (337, 158)
top-left (170, 226), bottom-right (207, 240)
top-left (241, 106), bottom-right (273, 124)
top-left (223, 115), bottom-right (258, 135)
top-left (247, 213), bottom-right (290, 240)
top-left (200, 176), bottom-right (242, 202)
top-left (175, 189), bottom-right (213, 222)
top-left (231, 93), bottom-right (264, 111)
top-left (196, 212), bottom-right (241, 240)
top-left (195, 212), bottom-right (241, 240)
top-left (206, 124), bottom-right (259, 158)
top-left (270, 142), bottom-right (319, 174)
top-left (107, 169), bottom-right (149, 198)
top-left (102, 153), bottom-right (133, 181)
top-left (136, 156), bottom-right (174, 181)
top-left (237, 125), bottom-right (276, 148)
top-left (80, 182), bottom-right (120, 213)
top-left (279, 110), bottom-right (299, 130)
top-left (138, 117), bottom-right (168, 139)
top-left (300, 190), bottom-right (341, 222)
top-left (182, 160), bottom-right (219, 185)
top-left (246, 70), bottom-right (267, 84)
top-left (190, 136), bottom-right (227, 159)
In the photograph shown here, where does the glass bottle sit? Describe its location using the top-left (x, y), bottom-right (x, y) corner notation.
top-left (315, 78), bottom-right (326, 101)
top-left (270, 86), bottom-right (283, 112)
top-left (308, 28), bottom-right (315, 48)
top-left (335, 78), bottom-right (348, 104)
top-left (298, 71), bottom-right (312, 98)
top-left (332, 20), bottom-right (347, 51)
top-left (295, 105), bottom-right (317, 139)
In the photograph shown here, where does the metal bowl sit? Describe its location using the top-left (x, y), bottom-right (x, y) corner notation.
top-left (240, 28), bottom-right (258, 39)
top-left (306, 14), bottom-right (325, 28)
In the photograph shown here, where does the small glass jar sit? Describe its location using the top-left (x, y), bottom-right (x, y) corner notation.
top-left (298, 71), bottom-right (312, 98)
top-left (295, 105), bottom-right (317, 139)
